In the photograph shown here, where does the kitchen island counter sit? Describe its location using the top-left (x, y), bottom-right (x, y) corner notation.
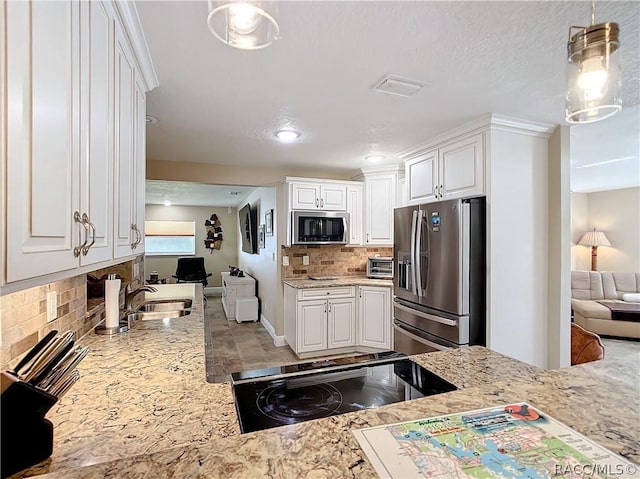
top-left (17, 294), bottom-right (639, 477)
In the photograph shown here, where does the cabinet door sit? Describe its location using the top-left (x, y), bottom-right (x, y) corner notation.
top-left (291, 183), bottom-right (321, 210)
top-left (406, 150), bottom-right (439, 205)
top-left (79, 0), bottom-right (114, 266)
top-left (320, 184), bottom-right (346, 210)
top-left (297, 300), bottom-right (328, 353)
top-left (346, 184), bottom-right (363, 245)
top-left (327, 298), bottom-right (356, 348)
top-left (112, 21), bottom-right (136, 258)
top-left (5, 1), bottom-right (81, 282)
top-left (440, 133), bottom-right (484, 200)
top-left (364, 175), bottom-right (396, 245)
top-left (132, 76), bottom-right (146, 253)
top-left (358, 287), bottom-right (391, 349)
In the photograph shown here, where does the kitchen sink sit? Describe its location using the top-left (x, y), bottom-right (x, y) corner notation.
top-left (128, 310), bottom-right (191, 321)
top-left (141, 299), bottom-right (193, 312)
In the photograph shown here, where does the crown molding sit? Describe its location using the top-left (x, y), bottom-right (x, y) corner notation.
top-left (113, 1), bottom-right (159, 92)
top-left (397, 113), bottom-right (556, 161)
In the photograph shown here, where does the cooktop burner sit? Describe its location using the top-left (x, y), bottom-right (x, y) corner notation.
top-left (231, 352), bottom-right (457, 433)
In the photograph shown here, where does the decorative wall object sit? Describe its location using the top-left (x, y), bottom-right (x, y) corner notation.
top-left (204, 213), bottom-right (223, 253)
top-left (265, 209), bottom-right (273, 236)
top-left (258, 224), bottom-right (265, 249)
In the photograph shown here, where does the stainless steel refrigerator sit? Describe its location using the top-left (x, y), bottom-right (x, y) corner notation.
top-left (393, 197), bottom-right (485, 353)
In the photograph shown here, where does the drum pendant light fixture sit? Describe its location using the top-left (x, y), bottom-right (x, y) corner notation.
top-left (207, 1), bottom-right (279, 50)
top-left (566, 1), bottom-right (622, 123)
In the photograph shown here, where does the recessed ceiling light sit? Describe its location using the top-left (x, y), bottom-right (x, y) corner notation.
top-left (365, 155), bottom-right (384, 163)
top-left (275, 130), bottom-right (301, 142)
top-left (146, 115), bottom-right (159, 124)
top-left (163, 200), bottom-right (172, 206)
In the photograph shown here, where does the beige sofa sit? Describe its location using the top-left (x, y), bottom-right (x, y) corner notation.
top-left (571, 271), bottom-right (640, 339)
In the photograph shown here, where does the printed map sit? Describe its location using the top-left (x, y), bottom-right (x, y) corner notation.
top-left (352, 403), bottom-right (635, 479)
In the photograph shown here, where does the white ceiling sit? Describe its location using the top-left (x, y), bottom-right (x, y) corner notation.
top-left (137, 1), bottom-right (640, 192)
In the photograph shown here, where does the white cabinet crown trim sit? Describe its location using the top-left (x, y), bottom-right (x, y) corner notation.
top-left (398, 113), bottom-right (555, 161)
top-left (112, 1), bottom-right (158, 92)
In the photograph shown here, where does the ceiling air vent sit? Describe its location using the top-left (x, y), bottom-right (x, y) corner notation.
top-left (371, 75), bottom-right (425, 97)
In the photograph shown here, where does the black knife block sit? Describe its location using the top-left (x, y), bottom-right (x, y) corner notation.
top-left (1, 372), bottom-right (58, 478)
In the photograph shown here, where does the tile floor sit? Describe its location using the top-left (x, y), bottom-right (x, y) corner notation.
top-left (601, 336), bottom-right (640, 361)
top-left (204, 297), bottom-right (301, 383)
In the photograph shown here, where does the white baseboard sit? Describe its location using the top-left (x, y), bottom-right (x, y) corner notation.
top-left (204, 286), bottom-right (222, 296)
top-left (260, 314), bottom-right (287, 347)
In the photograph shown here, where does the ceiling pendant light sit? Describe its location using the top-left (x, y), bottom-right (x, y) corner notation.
top-left (565, 0), bottom-right (622, 124)
top-left (207, 1), bottom-right (279, 51)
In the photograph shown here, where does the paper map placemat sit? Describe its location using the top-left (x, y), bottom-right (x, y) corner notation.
top-left (352, 403), bottom-right (637, 478)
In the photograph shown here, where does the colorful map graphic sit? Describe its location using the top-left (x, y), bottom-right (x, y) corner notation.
top-left (352, 403), bottom-right (636, 479)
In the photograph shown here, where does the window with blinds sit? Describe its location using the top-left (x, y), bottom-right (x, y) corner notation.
top-left (144, 220), bottom-right (196, 256)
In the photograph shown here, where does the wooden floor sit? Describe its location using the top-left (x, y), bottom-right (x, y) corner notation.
top-left (204, 297), bottom-right (301, 383)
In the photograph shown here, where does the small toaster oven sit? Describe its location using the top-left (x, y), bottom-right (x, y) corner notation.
top-left (367, 256), bottom-right (393, 279)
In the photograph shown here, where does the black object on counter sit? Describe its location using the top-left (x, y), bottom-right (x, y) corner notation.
top-left (0, 372), bottom-right (57, 478)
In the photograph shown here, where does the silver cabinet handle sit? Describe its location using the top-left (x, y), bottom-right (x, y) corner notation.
top-left (366, 233), bottom-right (370, 243)
top-left (74, 211), bottom-right (88, 258)
top-left (81, 213), bottom-right (96, 255)
top-left (439, 185), bottom-right (443, 198)
top-left (320, 198), bottom-right (324, 208)
top-left (433, 185), bottom-right (438, 198)
top-left (328, 302), bottom-right (331, 312)
top-left (316, 198), bottom-right (319, 208)
top-left (135, 224), bottom-right (142, 247)
top-left (130, 224), bottom-right (138, 249)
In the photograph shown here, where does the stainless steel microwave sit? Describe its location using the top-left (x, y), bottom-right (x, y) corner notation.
top-left (292, 211), bottom-right (349, 245)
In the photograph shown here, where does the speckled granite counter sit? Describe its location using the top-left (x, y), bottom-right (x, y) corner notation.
top-left (15, 295), bottom-right (640, 477)
top-left (283, 276), bottom-right (393, 289)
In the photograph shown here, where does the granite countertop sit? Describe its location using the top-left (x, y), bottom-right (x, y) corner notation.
top-left (284, 276), bottom-right (393, 288)
top-left (15, 290), bottom-right (640, 477)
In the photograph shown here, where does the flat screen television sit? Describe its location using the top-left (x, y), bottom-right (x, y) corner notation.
top-left (239, 203), bottom-right (258, 254)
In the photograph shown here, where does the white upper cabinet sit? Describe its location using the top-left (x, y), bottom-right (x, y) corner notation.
top-left (5, 1), bottom-right (81, 282)
top-left (289, 181), bottom-right (347, 211)
top-left (3, 0), bottom-right (157, 287)
top-left (360, 166), bottom-right (403, 246)
top-left (405, 133), bottom-right (484, 205)
top-left (346, 183), bottom-right (363, 245)
top-left (132, 75), bottom-right (147, 253)
top-left (112, 19), bottom-right (136, 259)
top-left (79, 0), bottom-right (114, 266)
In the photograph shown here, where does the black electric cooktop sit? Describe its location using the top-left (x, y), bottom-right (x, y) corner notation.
top-left (231, 352), bottom-right (457, 434)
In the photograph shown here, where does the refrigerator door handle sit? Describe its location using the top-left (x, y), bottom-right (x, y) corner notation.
top-left (394, 302), bottom-right (458, 327)
top-left (393, 322), bottom-right (454, 352)
top-left (410, 210), bottom-right (418, 296)
top-left (415, 209), bottom-right (424, 297)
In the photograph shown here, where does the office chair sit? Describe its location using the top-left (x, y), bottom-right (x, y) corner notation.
top-left (172, 257), bottom-right (212, 287)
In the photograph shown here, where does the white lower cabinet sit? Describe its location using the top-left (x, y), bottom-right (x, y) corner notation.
top-left (358, 286), bottom-right (392, 349)
top-left (285, 284), bottom-right (391, 357)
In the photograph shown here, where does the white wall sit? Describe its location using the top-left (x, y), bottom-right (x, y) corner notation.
top-left (237, 187), bottom-right (279, 334)
top-left (486, 128), bottom-right (550, 368)
top-left (571, 187), bottom-right (640, 272)
top-left (144, 204), bottom-right (238, 287)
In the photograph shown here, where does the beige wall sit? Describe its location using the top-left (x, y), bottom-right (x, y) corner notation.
top-left (571, 187), bottom-right (640, 272)
top-left (144, 205), bottom-right (238, 287)
top-left (237, 187), bottom-right (279, 332)
top-left (570, 192), bottom-right (590, 270)
top-left (147, 160), bottom-right (355, 186)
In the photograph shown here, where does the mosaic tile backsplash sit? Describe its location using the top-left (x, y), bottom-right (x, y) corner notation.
top-left (281, 245), bottom-right (393, 279)
top-left (0, 256), bottom-right (144, 370)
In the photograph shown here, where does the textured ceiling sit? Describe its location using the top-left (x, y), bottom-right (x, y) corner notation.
top-left (145, 180), bottom-right (256, 207)
top-left (137, 1), bottom-right (640, 189)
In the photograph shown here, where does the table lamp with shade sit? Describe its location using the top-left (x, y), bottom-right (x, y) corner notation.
top-left (578, 229), bottom-right (611, 271)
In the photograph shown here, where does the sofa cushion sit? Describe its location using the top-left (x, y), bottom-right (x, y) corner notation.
top-left (571, 299), bottom-right (611, 320)
top-left (602, 272), bottom-right (640, 299)
top-left (571, 271), bottom-right (604, 300)
top-left (623, 293), bottom-right (640, 303)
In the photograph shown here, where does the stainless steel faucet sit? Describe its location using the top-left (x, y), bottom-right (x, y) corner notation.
top-left (125, 284), bottom-right (158, 312)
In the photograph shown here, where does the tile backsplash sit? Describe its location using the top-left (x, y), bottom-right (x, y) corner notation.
top-left (0, 256), bottom-right (144, 370)
top-left (282, 245), bottom-right (393, 279)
